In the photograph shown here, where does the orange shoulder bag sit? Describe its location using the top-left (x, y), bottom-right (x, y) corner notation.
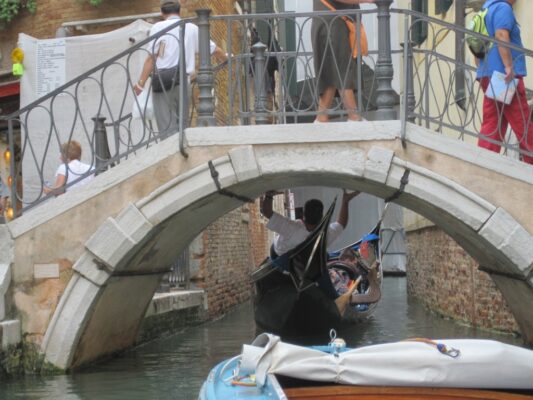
top-left (320, 0), bottom-right (369, 58)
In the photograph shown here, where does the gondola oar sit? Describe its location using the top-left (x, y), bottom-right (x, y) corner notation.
top-left (335, 275), bottom-right (363, 316)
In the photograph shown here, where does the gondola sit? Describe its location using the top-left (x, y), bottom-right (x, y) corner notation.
top-left (251, 200), bottom-right (383, 338)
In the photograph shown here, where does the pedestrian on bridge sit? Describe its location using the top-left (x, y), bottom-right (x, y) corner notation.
top-left (312, 0), bottom-right (375, 123)
top-left (44, 141), bottom-right (94, 196)
top-left (134, 0), bottom-right (226, 137)
top-left (475, 0), bottom-right (533, 165)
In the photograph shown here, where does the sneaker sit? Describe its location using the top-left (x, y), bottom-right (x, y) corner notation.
top-left (347, 117), bottom-right (366, 122)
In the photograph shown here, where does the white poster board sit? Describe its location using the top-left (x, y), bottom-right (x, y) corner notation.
top-left (36, 38), bottom-right (66, 98)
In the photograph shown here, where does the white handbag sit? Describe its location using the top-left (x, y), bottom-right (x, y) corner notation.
top-left (132, 89), bottom-right (154, 120)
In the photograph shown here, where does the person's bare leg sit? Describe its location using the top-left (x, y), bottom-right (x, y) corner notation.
top-left (342, 89), bottom-right (362, 121)
top-left (316, 87), bottom-right (337, 122)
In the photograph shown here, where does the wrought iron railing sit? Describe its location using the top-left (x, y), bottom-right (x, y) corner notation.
top-left (1, 6), bottom-right (390, 217)
top-left (158, 247), bottom-right (190, 292)
top-left (1, 3), bottom-right (532, 220)
top-left (208, 8), bottom-right (389, 125)
top-left (2, 13), bottom-right (195, 217)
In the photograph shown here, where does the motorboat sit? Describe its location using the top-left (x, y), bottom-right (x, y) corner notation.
top-left (198, 332), bottom-right (533, 399)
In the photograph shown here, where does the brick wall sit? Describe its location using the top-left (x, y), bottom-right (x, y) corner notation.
top-left (191, 203), bottom-right (268, 318)
top-left (1, 0), bottom-right (157, 74)
top-left (406, 226), bottom-right (519, 334)
top-left (1, 0), bottom-right (238, 72)
top-left (247, 201), bottom-right (270, 267)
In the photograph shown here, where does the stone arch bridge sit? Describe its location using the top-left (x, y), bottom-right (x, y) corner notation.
top-left (1, 120), bottom-right (532, 370)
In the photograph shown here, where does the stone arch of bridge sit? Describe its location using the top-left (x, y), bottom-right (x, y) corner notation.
top-left (40, 134), bottom-right (533, 370)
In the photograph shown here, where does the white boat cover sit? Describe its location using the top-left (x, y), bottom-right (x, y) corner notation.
top-left (242, 333), bottom-right (533, 389)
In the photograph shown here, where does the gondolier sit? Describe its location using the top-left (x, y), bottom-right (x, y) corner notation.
top-left (254, 190), bottom-right (371, 337)
top-left (261, 189), bottom-right (360, 258)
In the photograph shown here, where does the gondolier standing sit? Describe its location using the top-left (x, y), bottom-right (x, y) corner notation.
top-left (256, 189), bottom-right (364, 333)
top-left (261, 190), bottom-right (360, 259)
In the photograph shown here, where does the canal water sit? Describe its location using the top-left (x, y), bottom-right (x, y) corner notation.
top-left (0, 277), bottom-right (521, 399)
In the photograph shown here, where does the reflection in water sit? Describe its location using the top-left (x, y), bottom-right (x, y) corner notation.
top-left (0, 278), bottom-right (521, 400)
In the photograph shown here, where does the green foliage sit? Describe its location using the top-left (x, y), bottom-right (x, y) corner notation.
top-left (0, 336), bottom-right (64, 376)
top-left (0, 0), bottom-right (36, 26)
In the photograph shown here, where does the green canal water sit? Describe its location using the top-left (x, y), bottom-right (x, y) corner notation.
top-left (0, 277), bottom-right (522, 399)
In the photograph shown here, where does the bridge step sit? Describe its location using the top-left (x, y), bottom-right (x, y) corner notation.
top-left (144, 290), bottom-right (206, 318)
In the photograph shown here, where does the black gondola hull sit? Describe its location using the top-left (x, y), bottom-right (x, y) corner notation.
top-left (254, 268), bottom-right (342, 337)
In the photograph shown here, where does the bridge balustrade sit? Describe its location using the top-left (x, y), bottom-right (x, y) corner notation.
top-left (1, 3), bottom-right (532, 219)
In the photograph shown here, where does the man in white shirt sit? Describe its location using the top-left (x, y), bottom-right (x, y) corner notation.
top-left (262, 190), bottom-right (360, 258)
top-left (134, 1), bottom-right (226, 136)
top-left (261, 190), bottom-right (360, 300)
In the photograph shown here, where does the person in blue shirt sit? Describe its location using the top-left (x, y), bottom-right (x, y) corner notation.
top-left (475, 0), bottom-right (533, 165)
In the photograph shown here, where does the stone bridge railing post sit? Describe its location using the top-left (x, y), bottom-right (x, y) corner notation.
top-left (196, 9), bottom-right (216, 127)
top-left (375, 0), bottom-right (397, 120)
top-left (406, 40), bottom-right (416, 122)
top-left (252, 42), bottom-right (269, 125)
top-left (92, 115), bottom-right (111, 175)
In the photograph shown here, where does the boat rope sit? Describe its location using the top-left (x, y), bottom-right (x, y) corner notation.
top-left (384, 168), bottom-right (410, 203)
top-left (231, 376), bottom-right (257, 387)
top-left (208, 160), bottom-right (255, 203)
top-left (405, 338), bottom-right (461, 358)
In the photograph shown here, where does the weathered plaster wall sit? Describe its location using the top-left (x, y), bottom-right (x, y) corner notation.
top-left (407, 226), bottom-right (519, 335)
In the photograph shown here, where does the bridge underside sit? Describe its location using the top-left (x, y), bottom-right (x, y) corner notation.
top-left (10, 121), bottom-right (531, 369)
